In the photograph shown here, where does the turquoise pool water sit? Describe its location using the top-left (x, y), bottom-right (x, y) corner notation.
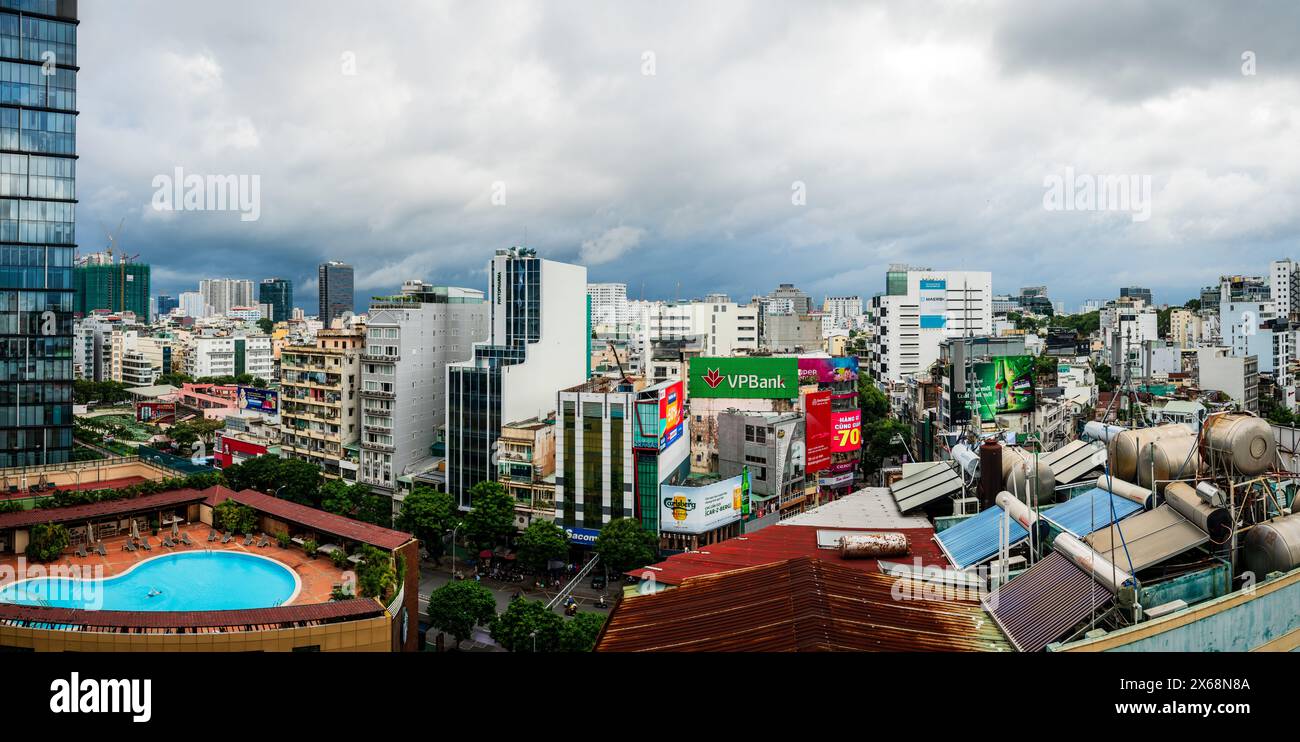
top-left (0, 551), bottom-right (299, 611)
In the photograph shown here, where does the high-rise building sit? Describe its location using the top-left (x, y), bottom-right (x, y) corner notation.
top-left (73, 254), bottom-right (150, 317)
top-left (1119, 286), bottom-right (1154, 306)
top-left (318, 261), bottom-right (354, 326)
top-left (178, 291), bottom-right (209, 319)
top-left (258, 277), bottom-right (293, 323)
top-left (281, 324), bottom-right (366, 480)
top-left (199, 278), bottom-right (255, 317)
top-left (359, 281), bottom-right (489, 503)
top-left (587, 283), bottom-right (629, 326)
top-left (869, 266), bottom-right (993, 384)
top-left (446, 248), bottom-right (588, 509)
top-left (822, 295), bottom-right (862, 328)
top-left (766, 283), bottom-right (813, 315)
top-left (0, 0), bottom-right (79, 468)
top-left (156, 294), bottom-right (178, 317)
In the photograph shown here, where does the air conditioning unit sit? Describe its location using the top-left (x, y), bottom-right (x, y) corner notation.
top-left (952, 497), bottom-right (980, 516)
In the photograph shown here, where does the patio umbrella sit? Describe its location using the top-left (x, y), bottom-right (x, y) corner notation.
top-left (171, 520), bottom-right (179, 539)
top-left (479, 550), bottom-right (493, 559)
top-left (86, 521), bottom-right (94, 545)
top-left (130, 519), bottom-right (140, 541)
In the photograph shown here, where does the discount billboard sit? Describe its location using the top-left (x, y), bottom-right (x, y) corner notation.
top-left (804, 391), bottom-right (832, 474)
top-left (830, 409), bottom-right (862, 452)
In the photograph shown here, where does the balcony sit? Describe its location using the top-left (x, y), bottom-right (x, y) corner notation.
top-left (360, 388), bottom-right (396, 400)
top-left (361, 353), bottom-right (400, 363)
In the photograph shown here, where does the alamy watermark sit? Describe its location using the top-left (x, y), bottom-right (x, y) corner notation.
top-left (0, 558), bottom-right (106, 610)
top-left (1043, 167), bottom-right (1151, 223)
top-left (151, 167), bottom-right (261, 222)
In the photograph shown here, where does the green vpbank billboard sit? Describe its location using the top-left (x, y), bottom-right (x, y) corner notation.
top-left (689, 357), bottom-right (799, 399)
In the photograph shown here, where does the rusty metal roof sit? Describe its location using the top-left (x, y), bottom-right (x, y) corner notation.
top-left (0, 598), bottom-right (385, 632)
top-left (209, 488), bottom-right (414, 550)
top-left (596, 557), bottom-right (1010, 652)
top-left (0, 489), bottom-right (208, 530)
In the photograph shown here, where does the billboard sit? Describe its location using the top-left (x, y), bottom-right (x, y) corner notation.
top-left (660, 474), bottom-right (744, 534)
top-left (689, 357), bottom-right (798, 399)
top-left (919, 278), bottom-right (947, 329)
top-left (797, 356), bottom-right (859, 386)
top-left (804, 391), bottom-right (832, 474)
top-left (830, 409), bottom-right (862, 452)
top-left (135, 402), bottom-right (176, 424)
top-left (237, 386), bottom-right (279, 415)
top-left (564, 526), bottom-right (600, 547)
top-left (970, 355), bottom-right (1036, 418)
top-left (658, 380), bottom-right (684, 452)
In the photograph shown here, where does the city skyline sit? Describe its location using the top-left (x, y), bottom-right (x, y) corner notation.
top-left (70, 2), bottom-right (1300, 311)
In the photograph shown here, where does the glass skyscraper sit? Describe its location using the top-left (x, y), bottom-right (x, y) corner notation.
top-left (259, 277), bottom-right (292, 323)
top-left (0, 0), bottom-right (77, 468)
top-left (317, 260), bottom-right (353, 326)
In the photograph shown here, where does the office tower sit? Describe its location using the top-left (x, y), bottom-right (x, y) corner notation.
top-left (0, 0), bottom-right (78, 467)
top-left (318, 260), bottom-right (354, 326)
top-left (199, 278), bottom-right (254, 317)
top-left (359, 281), bottom-right (488, 502)
top-left (1119, 286), bottom-right (1154, 306)
top-left (73, 253), bottom-right (150, 317)
top-left (869, 265), bottom-right (993, 384)
top-left (156, 294), bottom-right (178, 316)
top-left (258, 277), bottom-right (293, 323)
top-left (446, 248), bottom-right (588, 509)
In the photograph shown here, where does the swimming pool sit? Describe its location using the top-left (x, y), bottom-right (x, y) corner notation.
top-left (0, 551), bottom-right (300, 611)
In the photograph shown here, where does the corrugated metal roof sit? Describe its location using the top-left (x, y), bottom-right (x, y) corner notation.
top-left (1041, 439), bottom-right (1107, 484)
top-left (0, 598), bottom-right (385, 631)
top-left (778, 487), bottom-right (931, 530)
top-left (935, 505), bottom-right (1030, 570)
top-left (983, 551), bottom-right (1111, 652)
top-left (633, 525), bottom-right (947, 586)
top-left (210, 489), bottom-right (414, 550)
top-left (1040, 487), bottom-right (1143, 538)
top-left (1085, 504), bottom-right (1209, 573)
top-left (597, 557), bottom-right (1010, 652)
top-left (0, 489), bottom-right (208, 529)
top-left (890, 461), bottom-right (963, 512)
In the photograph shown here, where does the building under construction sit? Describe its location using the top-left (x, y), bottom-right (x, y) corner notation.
top-left (74, 251), bottom-right (151, 318)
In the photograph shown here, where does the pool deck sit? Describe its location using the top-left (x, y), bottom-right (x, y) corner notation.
top-left (0, 523), bottom-right (345, 606)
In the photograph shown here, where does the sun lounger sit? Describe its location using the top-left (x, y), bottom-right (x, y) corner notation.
top-left (207, 529), bottom-right (218, 542)
top-left (125, 540), bottom-right (137, 552)
top-left (180, 533), bottom-right (193, 546)
top-left (242, 533), bottom-right (254, 546)
top-left (221, 532), bottom-right (233, 544)
top-left (97, 542), bottom-right (107, 557)
top-left (75, 544), bottom-right (87, 558)
top-left (140, 537), bottom-right (152, 551)
top-left (257, 534), bottom-right (269, 548)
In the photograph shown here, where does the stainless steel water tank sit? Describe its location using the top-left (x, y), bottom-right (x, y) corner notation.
top-left (1242, 514), bottom-right (1300, 577)
top-left (1201, 413), bottom-right (1276, 476)
top-left (1000, 446), bottom-right (1056, 504)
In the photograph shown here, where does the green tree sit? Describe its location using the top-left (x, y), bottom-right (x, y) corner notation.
top-left (355, 544), bottom-right (397, 599)
top-left (858, 376), bottom-right (889, 422)
top-left (396, 486), bottom-right (458, 562)
top-left (426, 580), bottom-right (497, 647)
top-left (213, 500), bottom-right (257, 534)
top-left (320, 479), bottom-right (391, 526)
top-left (490, 598), bottom-right (563, 652)
top-left (26, 523), bottom-right (70, 562)
top-left (860, 417), bottom-right (910, 473)
top-left (515, 520), bottom-right (568, 573)
top-left (222, 456), bottom-right (322, 506)
top-left (593, 517), bottom-right (658, 574)
top-left (559, 611), bottom-right (607, 652)
top-left (1094, 363), bottom-right (1117, 393)
top-left (256, 318), bottom-right (275, 334)
top-left (461, 481), bottom-right (516, 548)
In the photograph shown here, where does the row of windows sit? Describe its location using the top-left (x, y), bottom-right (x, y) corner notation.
top-left (0, 263), bottom-right (67, 288)
top-left (0, 356), bottom-right (70, 378)
top-left (0, 14), bottom-right (76, 66)
top-left (0, 60), bottom-right (75, 110)
top-left (0, 1), bottom-right (61, 16)
top-left (0, 152), bottom-right (73, 198)
top-left (0, 197), bottom-right (72, 242)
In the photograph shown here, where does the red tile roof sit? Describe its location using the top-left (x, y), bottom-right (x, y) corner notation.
top-left (0, 489), bottom-right (208, 530)
top-left (207, 488), bottom-right (414, 550)
top-left (0, 597), bottom-right (385, 631)
top-left (633, 525), bottom-right (947, 586)
top-left (596, 557), bottom-right (1009, 652)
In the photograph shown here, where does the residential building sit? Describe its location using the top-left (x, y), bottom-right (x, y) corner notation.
top-left (447, 248), bottom-right (588, 510)
top-left (361, 281), bottom-right (489, 504)
top-left (259, 278), bottom-right (293, 323)
top-left (1170, 308), bottom-right (1203, 348)
top-left (587, 282), bottom-right (629, 326)
top-left (280, 324), bottom-right (365, 479)
top-left (717, 410), bottom-right (807, 518)
top-left (645, 299), bottom-right (760, 357)
top-left (766, 283), bottom-right (813, 315)
top-left (868, 266), bottom-right (993, 384)
top-left (226, 305), bottom-right (264, 322)
top-left (553, 377), bottom-right (690, 533)
top-left (0, 0), bottom-right (78, 467)
top-left (178, 291), bottom-right (209, 319)
top-left (1197, 347), bottom-right (1259, 413)
top-left (498, 416), bottom-right (557, 528)
top-left (189, 335), bottom-right (274, 379)
top-left (822, 295), bottom-right (862, 329)
top-left (199, 278), bottom-right (255, 317)
top-left (318, 260), bottom-right (354, 325)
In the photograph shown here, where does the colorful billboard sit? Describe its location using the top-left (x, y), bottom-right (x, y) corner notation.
top-left (804, 391), bottom-right (832, 474)
top-left (797, 356), bottom-right (859, 386)
top-left (970, 355), bottom-right (1036, 418)
top-left (135, 402), bottom-right (176, 424)
top-left (658, 380), bottom-right (684, 452)
top-left (830, 409), bottom-right (862, 453)
top-left (237, 386), bottom-right (279, 415)
top-left (660, 474), bottom-right (744, 534)
top-left (688, 357), bottom-right (798, 399)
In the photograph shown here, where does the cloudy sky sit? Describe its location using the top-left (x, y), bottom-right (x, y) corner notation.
top-left (76, 0), bottom-right (1300, 312)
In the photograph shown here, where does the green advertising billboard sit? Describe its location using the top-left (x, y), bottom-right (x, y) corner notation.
top-left (688, 357), bottom-right (799, 399)
top-left (970, 355), bottom-right (1036, 418)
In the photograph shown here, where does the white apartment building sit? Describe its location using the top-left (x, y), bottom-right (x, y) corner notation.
top-left (189, 335), bottom-right (274, 379)
top-left (587, 283), bottom-right (630, 326)
top-left (645, 300), bottom-right (760, 357)
top-left (110, 330), bottom-right (169, 387)
top-left (178, 291), bottom-right (210, 319)
top-left (227, 305), bottom-right (265, 322)
top-left (1100, 300), bottom-right (1159, 375)
top-left (199, 279), bottom-right (255, 317)
top-left (822, 295), bottom-right (862, 329)
top-left (1272, 259), bottom-right (1296, 318)
top-left (868, 266), bottom-right (993, 384)
top-left (359, 282), bottom-right (489, 500)
top-left (1197, 346), bottom-right (1259, 413)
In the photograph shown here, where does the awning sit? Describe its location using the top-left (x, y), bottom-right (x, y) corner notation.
top-left (935, 505), bottom-right (1029, 570)
top-left (1040, 487), bottom-right (1143, 539)
top-left (890, 461), bottom-right (963, 512)
top-left (984, 551), bottom-right (1112, 652)
top-left (1085, 504), bottom-right (1209, 573)
top-left (1040, 439), bottom-right (1107, 485)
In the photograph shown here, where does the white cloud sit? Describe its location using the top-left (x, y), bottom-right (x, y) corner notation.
top-left (580, 226), bottom-right (646, 265)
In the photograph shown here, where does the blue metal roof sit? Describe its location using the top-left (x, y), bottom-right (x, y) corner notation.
top-left (1041, 487), bottom-right (1143, 538)
top-left (935, 505), bottom-right (1029, 570)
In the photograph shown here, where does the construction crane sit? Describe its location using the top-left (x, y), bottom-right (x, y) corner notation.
top-left (607, 339), bottom-right (631, 384)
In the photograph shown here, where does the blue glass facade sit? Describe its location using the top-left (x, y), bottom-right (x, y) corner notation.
top-left (0, 0), bottom-right (76, 468)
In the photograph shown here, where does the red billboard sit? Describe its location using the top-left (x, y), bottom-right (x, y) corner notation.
top-left (135, 402), bottom-right (176, 424)
top-left (804, 391), bottom-right (832, 474)
top-left (830, 409), bottom-right (862, 453)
